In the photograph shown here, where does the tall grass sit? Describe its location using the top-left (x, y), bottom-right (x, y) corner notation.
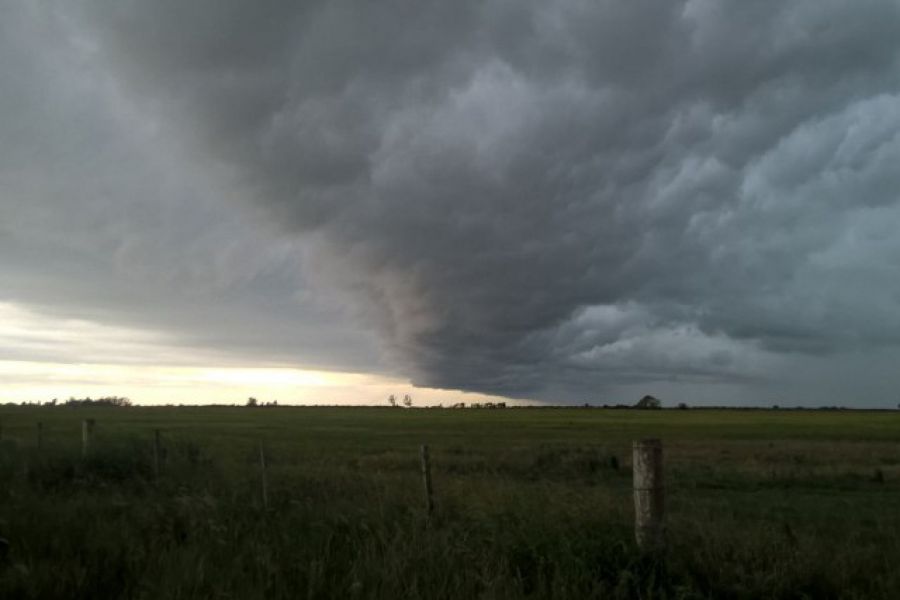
top-left (1, 406), bottom-right (899, 598)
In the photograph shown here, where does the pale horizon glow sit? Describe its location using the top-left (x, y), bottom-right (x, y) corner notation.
top-left (0, 302), bottom-right (526, 406)
top-left (0, 360), bottom-right (526, 406)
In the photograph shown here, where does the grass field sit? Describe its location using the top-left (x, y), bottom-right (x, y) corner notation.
top-left (1, 406), bottom-right (899, 599)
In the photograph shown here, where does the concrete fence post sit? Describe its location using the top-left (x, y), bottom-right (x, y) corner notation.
top-left (633, 438), bottom-right (665, 552)
top-left (421, 444), bottom-right (434, 518)
top-left (259, 442), bottom-right (269, 510)
top-left (153, 429), bottom-right (162, 479)
top-left (82, 419), bottom-right (95, 458)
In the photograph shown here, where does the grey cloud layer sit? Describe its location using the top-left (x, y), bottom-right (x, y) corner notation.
top-left (7, 1), bottom-right (900, 402)
top-left (0, 2), bottom-right (379, 372)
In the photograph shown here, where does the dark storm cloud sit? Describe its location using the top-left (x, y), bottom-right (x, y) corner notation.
top-left (0, 2), bottom-right (379, 372)
top-left (7, 1), bottom-right (900, 402)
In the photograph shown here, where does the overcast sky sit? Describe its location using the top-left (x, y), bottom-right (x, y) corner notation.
top-left (3, 1), bottom-right (900, 406)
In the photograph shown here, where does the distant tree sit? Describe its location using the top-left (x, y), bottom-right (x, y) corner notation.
top-left (677, 402), bottom-right (688, 410)
top-left (388, 394), bottom-right (397, 407)
top-left (62, 396), bottom-right (131, 408)
top-left (403, 394), bottom-right (413, 408)
top-left (634, 395), bottom-right (662, 410)
top-left (246, 397), bottom-right (258, 407)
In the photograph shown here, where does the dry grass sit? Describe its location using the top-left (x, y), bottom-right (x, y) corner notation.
top-left (0, 405), bottom-right (899, 598)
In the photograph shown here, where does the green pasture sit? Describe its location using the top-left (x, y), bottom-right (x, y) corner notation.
top-left (1, 406), bottom-right (899, 599)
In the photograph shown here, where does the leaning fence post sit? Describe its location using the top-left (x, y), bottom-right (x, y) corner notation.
top-left (421, 444), bottom-right (434, 518)
top-left (153, 429), bottom-right (162, 479)
top-left (259, 441), bottom-right (269, 510)
top-left (633, 438), bottom-right (665, 552)
top-left (82, 419), bottom-right (95, 458)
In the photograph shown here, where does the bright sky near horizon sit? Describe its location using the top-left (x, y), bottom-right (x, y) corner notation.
top-left (4, 2), bottom-right (900, 407)
top-left (0, 302), bottom-right (516, 406)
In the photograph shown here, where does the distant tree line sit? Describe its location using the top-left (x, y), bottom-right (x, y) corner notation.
top-left (23, 396), bottom-right (135, 407)
top-left (245, 398), bottom-right (279, 408)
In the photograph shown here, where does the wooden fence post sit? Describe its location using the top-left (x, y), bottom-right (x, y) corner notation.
top-left (153, 429), bottom-right (162, 479)
top-left (82, 419), bottom-right (95, 458)
top-left (421, 444), bottom-right (434, 518)
top-left (259, 442), bottom-right (269, 510)
top-left (36, 422), bottom-right (43, 450)
top-left (633, 438), bottom-right (665, 552)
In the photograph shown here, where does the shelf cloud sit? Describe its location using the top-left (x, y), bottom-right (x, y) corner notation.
top-left (4, 1), bottom-right (900, 403)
